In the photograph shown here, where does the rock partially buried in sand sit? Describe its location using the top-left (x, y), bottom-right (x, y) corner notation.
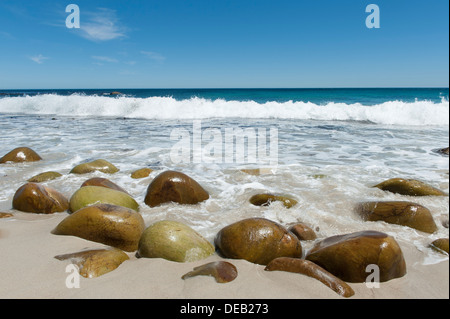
top-left (52, 204), bottom-right (145, 252)
top-left (55, 248), bottom-right (129, 278)
top-left (182, 261), bottom-right (238, 283)
top-left (81, 177), bottom-right (128, 194)
top-left (306, 231), bottom-right (407, 283)
top-left (374, 178), bottom-right (447, 196)
top-left (12, 183), bottom-right (69, 214)
top-left (28, 171), bottom-right (62, 183)
top-left (265, 258), bottom-right (355, 298)
top-left (0, 212), bottom-right (13, 219)
top-left (288, 223), bottom-right (317, 241)
top-left (70, 159), bottom-right (119, 175)
top-left (144, 171), bottom-right (209, 207)
top-left (69, 186), bottom-right (139, 213)
top-left (215, 218), bottom-right (302, 265)
top-left (131, 168), bottom-right (153, 179)
top-left (355, 201), bottom-right (437, 234)
top-left (0, 147), bottom-right (42, 164)
top-left (250, 194), bottom-right (298, 208)
top-left (430, 238), bottom-right (449, 255)
top-left (137, 220), bottom-right (214, 262)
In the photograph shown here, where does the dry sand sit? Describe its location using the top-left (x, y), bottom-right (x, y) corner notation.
top-left (0, 212), bottom-right (448, 300)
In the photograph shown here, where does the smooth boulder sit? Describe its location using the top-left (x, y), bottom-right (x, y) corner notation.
top-left (374, 178), bottom-right (446, 196)
top-left (52, 204), bottom-right (145, 252)
top-left (81, 177), bottom-right (128, 194)
top-left (131, 168), bottom-right (153, 179)
top-left (70, 159), bottom-right (119, 174)
top-left (215, 218), bottom-right (302, 265)
top-left (137, 220), bottom-right (214, 262)
top-left (355, 201), bottom-right (437, 234)
top-left (69, 186), bottom-right (139, 213)
top-left (430, 238), bottom-right (449, 255)
top-left (28, 171), bottom-right (62, 183)
top-left (0, 147), bottom-right (42, 164)
top-left (144, 171), bottom-right (209, 207)
top-left (288, 223), bottom-right (317, 241)
top-left (182, 261), bottom-right (238, 283)
top-left (250, 194), bottom-right (298, 208)
top-left (12, 183), bottom-right (69, 214)
top-left (306, 231), bottom-right (407, 283)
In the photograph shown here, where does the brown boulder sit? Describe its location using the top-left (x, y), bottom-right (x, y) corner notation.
top-left (27, 171), bottom-right (62, 183)
top-left (144, 171), bottom-right (209, 207)
top-left (0, 147), bottom-right (42, 164)
top-left (374, 178), bottom-right (446, 196)
top-left (250, 194), bottom-right (298, 208)
top-left (430, 238), bottom-right (449, 255)
top-left (288, 223), bottom-right (317, 241)
top-left (81, 177), bottom-right (128, 194)
top-left (70, 159), bottom-right (119, 174)
top-left (12, 183), bottom-right (69, 214)
top-left (182, 261), bottom-right (238, 284)
top-left (355, 201), bottom-right (437, 234)
top-left (215, 218), bottom-right (302, 265)
top-left (306, 231), bottom-right (407, 283)
top-left (131, 168), bottom-right (153, 179)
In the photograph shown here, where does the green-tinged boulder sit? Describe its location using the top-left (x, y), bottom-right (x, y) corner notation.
top-left (131, 168), bottom-right (153, 179)
top-left (250, 194), bottom-right (298, 208)
top-left (0, 147), bottom-right (42, 164)
top-left (430, 238), bottom-right (449, 255)
top-left (81, 177), bottom-right (128, 194)
top-left (355, 201), bottom-right (437, 234)
top-left (306, 231), bottom-right (407, 283)
top-left (374, 178), bottom-right (446, 196)
top-left (215, 218), bottom-right (302, 265)
top-left (28, 171), bottom-right (62, 183)
top-left (12, 183), bottom-right (69, 214)
top-left (144, 171), bottom-right (209, 207)
top-left (69, 186), bottom-right (139, 213)
top-left (70, 159), bottom-right (119, 174)
top-left (52, 204), bottom-right (145, 252)
top-left (55, 248), bottom-right (129, 278)
top-left (137, 220), bottom-right (214, 262)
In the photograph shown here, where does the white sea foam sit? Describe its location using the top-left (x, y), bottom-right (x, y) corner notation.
top-left (0, 94), bottom-right (448, 125)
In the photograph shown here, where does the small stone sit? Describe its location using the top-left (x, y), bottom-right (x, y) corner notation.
top-left (70, 159), bottom-right (119, 174)
top-left (0, 147), bottom-right (42, 164)
top-left (182, 261), bottom-right (238, 283)
top-left (430, 238), bottom-right (449, 255)
top-left (0, 212), bottom-right (13, 219)
top-left (55, 248), bottom-right (129, 278)
top-left (240, 168), bottom-right (275, 176)
top-left (288, 223), bottom-right (317, 241)
top-left (249, 194), bottom-right (298, 209)
top-left (265, 258), bottom-right (355, 298)
top-left (131, 168), bottom-right (153, 179)
top-left (28, 171), bottom-right (62, 183)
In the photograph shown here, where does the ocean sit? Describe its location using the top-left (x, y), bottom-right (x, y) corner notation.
top-left (0, 88), bottom-right (448, 264)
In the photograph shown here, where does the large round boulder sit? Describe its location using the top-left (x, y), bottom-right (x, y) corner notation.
top-left (70, 159), bottom-right (119, 174)
top-left (305, 231), bottom-right (407, 283)
top-left (373, 178), bottom-right (446, 196)
top-left (137, 220), bottom-right (215, 262)
top-left (144, 171), bottom-right (209, 207)
top-left (12, 183), bottom-right (69, 214)
top-left (52, 204), bottom-right (145, 252)
top-left (0, 147), bottom-right (42, 164)
top-left (69, 186), bottom-right (139, 213)
top-left (355, 201), bottom-right (437, 234)
top-left (214, 218), bottom-right (302, 265)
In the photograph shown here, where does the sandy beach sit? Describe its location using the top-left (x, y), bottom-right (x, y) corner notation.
top-left (1, 211), bottom-right (448, 300)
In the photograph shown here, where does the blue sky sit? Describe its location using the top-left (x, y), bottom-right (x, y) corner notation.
top-left (0, 0), bottom-right (448, 89)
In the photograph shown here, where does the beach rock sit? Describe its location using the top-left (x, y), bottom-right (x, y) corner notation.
top-left (28, 171), bottom-right (62, 183)
top-left (435, 147), bottom-right (449, 156)
top-left (0, 212), bottom-right (13, 219)
top-left (0, 147), bottom-right (42, 164)
top-left (265, 258), bottom-right (355, 298)
top-left (69, 186), bottom-right (139, 213)
top-left (182, 261), bottom-right (238, 283)
top-left (12, 183), bottom-right (69, 214)
top-left (81, 177), bottom-right (128, 194)
top-left (288, 223), bottom-right (317, 241)
top-left (52, 204), bottom-right (145, 252)
top-left (305, 231), bottom-right (407, 283)
top-left (55, 248), bottom-right (129, 278)
top-left (70, 159), bottom-right (119, 175)
top-left (373, 178), bottom-right (447, 196)
top-left (144, 171), bottom-right (209, 207)
top-left (240, 168), bottom-right (275, 176)
top-left (137, 220), bottom-right (214, 262)
top-left (430, 238), bottom-right (449, 255)
top-left (131, 168), bottom-right (153, 179)
top-left (215, 218), bottom-right (302, 265)
top-left (355, 201), bottom-right (437, 234)
top-left (250, 194), bottom-right (298, 208)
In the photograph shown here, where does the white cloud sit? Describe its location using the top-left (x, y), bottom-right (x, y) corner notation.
top-left (30, 54), bottom-right (49, 64)
top-left (92, 56), bottom-right (119, 63)
top-left (141, 51), bottom-right (166, 63)
top-left (80, 8), bottom-right (126, 42)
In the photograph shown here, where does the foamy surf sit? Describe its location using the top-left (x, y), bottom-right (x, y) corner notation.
top-left (0, 94), bottom-right (448, 125)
